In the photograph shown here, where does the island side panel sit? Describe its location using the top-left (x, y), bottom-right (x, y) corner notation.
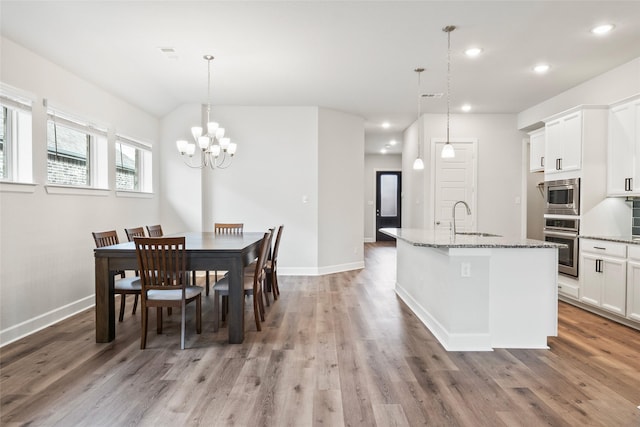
top-left (488, 248), bottom-right (559, 349)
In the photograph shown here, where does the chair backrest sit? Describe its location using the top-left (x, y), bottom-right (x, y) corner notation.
top-left (92, 230), bottom-right (120, 247)
top-left (254, 230), bottom-right (272, 286)
top-left (272, 225), bottom-right (284, 263)
top-left (214, 223), bottom-right (244, 235)
top-left (134, 237), bottom-right (187, 292)
top-left (146, 224), bottom-right (164, 237)
top-left (125, 227), bottom-right (146, 242)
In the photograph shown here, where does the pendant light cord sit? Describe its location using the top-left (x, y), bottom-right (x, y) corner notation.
top-left (446, 27), bottom-right (451, 144)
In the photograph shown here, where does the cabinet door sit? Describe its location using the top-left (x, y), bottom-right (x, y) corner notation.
top-left (601, 257), bottom-right (626, 315)
top-left (561, 111), bottom-right (582, 172)
top-left (529, 131), bottom-right (545, 172)
top-left (545, 119), bottom-right (563, 174)
top-left (608, 103), bottom-right (635, 195)
top-left (627, 260), bottom-right (640, 322)
top-left (580, 253), bottom-right (601, 307)
top-left (632, 99), bottom-right (640, 190)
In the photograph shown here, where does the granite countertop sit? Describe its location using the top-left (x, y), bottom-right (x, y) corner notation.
top-left (380, 228), bottom-right (566, 249)
top-left (579, 235), bottom-right (640, 245)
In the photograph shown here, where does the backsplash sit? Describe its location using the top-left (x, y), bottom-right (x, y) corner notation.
top-left (633, 198), bottom-right (640, 236)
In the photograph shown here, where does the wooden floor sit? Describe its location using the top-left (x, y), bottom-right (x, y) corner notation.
top-left (1, 242), bottom-right (639, 426)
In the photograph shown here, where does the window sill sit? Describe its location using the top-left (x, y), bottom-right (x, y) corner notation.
top-left (0, 181), bottom-right (37, 193)
top-left (116, 190), bottom-right (154, 199)
top-left (45, 184), bottom-right (110, 197)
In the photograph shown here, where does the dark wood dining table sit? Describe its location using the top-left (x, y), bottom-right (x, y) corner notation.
top-left (94, 231), bottom-right (265, 344)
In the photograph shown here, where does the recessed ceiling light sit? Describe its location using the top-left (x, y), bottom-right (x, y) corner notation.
top-left (389, 140), bottom-right (397, 146)
top-left (591, 24), bottom-right (615, 35)
top-left (380, 148), bottom-right (387, 154)
top-left (534, 64), bottom-right (550, 74)
top-left (382, 122), bottom-right (390, 129)
top-left (158, 46), bottom-right (178, 59)
top-left (461, 104), bottom-right (472, 112)
top-left (465, 47), bottom-right (483, 57)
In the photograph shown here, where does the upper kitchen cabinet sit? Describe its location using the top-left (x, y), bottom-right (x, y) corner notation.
top-left (543, 106), bottom-right (608, 180)
top-left (607, 95), bottom-right (640, 196)
top-left (528, 128), bottom-right (545, 172)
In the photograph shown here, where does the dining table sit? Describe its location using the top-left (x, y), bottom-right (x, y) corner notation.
top-left (94, 231), bottom-right (265, 344)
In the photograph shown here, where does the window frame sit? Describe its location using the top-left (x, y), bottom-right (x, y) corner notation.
top-left (115, 135), bottom-right (153, 194)
top-left (46, 109), bottom-right (107, 189)
top-left (0, 87), bottom-right (33, 184)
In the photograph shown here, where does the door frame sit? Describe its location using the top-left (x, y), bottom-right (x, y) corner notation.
top-left (371, 167), bottom-right (402, 242)
top-left (429, 138), bottom-right (478, 229)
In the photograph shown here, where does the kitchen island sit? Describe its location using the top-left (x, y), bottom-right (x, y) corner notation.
top-left (381, 228), bottom-right (564, 351)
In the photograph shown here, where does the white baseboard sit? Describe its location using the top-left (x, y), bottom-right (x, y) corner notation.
top-left (364, 237), bottom-right (375, 243)
top-left (278, 261), bottom-right (364, 277)
top-left (0, 295), bottom-right (94, 347)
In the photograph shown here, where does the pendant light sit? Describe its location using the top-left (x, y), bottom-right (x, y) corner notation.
top-left (441, 25), bottom-right (456, 159)
top-left (413, 67), bottom-right (425, 170)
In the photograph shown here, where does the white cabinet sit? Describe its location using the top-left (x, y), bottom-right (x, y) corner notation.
top-left (545, 110), bottom-right (582, 174)
top-left (580, 239), bottom-right (627, 316)
top-left (528, 129), bottom-right (545, 172)
top-left (607, 95), bottom-right (640, 196)
top-left (626, 246), bottom-right (640, 322)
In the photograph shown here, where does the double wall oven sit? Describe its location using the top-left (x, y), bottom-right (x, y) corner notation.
top-left (543, 178), bottom-right (580, 277)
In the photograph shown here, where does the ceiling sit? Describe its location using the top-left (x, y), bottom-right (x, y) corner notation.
top-left (2, 1), bottom-right (640, 155)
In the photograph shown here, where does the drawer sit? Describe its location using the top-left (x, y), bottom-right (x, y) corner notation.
top-left (628, 244), bottom-right (640, 261)
top-left (580, 239), bottom-right (627, 258)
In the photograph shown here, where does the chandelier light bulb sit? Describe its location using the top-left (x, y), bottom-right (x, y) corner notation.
top-left (191, 126), bottom-right (203, 141)
top-left (176, 139), bottom-right (188, 154)
top-left (207, 121), bottom-right (219, 135)
top-left (185, 143), bottom-right (196, 157)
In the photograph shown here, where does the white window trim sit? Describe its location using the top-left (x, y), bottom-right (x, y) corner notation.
top-left (115, 134), bottom-right (153, 193)
top-left (44, 184), bottom-right (110, 196)
top-left (0, 181), bottom-right (37, 193)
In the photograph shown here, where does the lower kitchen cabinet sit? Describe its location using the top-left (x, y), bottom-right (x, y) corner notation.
top-left (580, 239), bottom-right (627, 316)
top-left (626, 247), bottom-right (640, 322)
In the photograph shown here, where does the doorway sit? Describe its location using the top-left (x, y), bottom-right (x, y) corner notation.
top-left (376, 171), bottom-right (402, 241)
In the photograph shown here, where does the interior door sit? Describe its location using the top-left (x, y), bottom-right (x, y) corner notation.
top-left (376, 171), bottom-right (401, 241)
top-left (433, 141), bottom-right (476, 232)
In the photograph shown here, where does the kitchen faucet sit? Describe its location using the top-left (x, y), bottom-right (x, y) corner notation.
top-left (452, 200), bottom-right (471, 235)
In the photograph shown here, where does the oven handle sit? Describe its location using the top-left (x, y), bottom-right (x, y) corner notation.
top-left (543, 230), bottom-right (579, 238)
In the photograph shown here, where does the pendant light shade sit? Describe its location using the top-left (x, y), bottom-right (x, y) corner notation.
top-left (441, 25), bottom-right (456, 159)
top-left (413, 67), bottom-right (425, 170)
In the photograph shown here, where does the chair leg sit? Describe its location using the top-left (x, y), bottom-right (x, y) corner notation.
top-left (157, 307), bottom-right (163, 334)
top-left (141, 307), bottom-right (148, 349)
top-left (181, 301), bottom-right (186, 350)
top-left (132, 294), bottom-right (139, 315)
top-left (205, 272), bottom-right (210, 296)
top-left (213, 290), bottom-right (220, 332)
top-left (196, 295), bottom-right (202, 334)
top-left (273, 270), bottom-right (280, 297)
top-left (221, 295), bottom-right (227, 322)
top-left (253, 294), bottom-right (262, 332)
top-left (118, 294), bottom-right (126, 322)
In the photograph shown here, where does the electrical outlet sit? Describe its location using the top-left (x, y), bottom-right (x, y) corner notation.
top-left (461, 262), bottom-right (471, 277)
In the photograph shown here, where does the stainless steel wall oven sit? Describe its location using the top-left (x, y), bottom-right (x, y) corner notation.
top-left (543, 216), bottom-right (579, 277)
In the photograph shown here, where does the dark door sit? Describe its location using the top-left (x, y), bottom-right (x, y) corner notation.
top-left (376, 171), bottom-right (401, 241)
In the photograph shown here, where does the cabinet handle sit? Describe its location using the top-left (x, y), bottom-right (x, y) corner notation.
top-left (595, 259), bottom-right (604, 273)
top-left (556, 158), bottom-right (562, 170)
top-left (593, 246), bottom-right (606, 250)
top-left (630, 177), bottom-right (633, 191)
top-left (541, 157), bottom-right (544, 168)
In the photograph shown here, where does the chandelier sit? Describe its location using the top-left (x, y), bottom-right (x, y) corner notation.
top-left (441, 25), bottom-right (456, 159)
top-left (176, 55), bottom-right (237, 169)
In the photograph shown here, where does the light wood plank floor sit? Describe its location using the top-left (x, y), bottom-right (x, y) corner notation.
top-left (1, 242), bottom-right (639, 426)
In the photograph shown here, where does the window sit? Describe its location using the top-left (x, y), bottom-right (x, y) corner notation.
top-left (46, 110), bottom-right (107, 188)
top-left (0, 88), bottom-right (33, 182)
top-left (115, 136), bottom-right (152, 193)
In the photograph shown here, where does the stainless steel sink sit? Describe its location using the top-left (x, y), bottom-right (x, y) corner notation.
top-left (455, 232), bottom-right (502, 237)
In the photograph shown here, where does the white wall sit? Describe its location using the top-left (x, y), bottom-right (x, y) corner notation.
top-left (364, 153), bottom-right (401, 242)
top-left (402, 113), bottom-right (524, 239)
top-left (0, 38), bottom-right (160, 345)
top-left (160, 105), bottom-right (365, 275)
top-left (518, 57), bottom-right (640, 130)
top-left (318, 108), bottom-right (365, 272)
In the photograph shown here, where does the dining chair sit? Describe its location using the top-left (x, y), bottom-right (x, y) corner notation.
top-left (146, 224), bottom-right (163, 237)
top-left (265, 224), bottom-right (284, 299)
top-left (212, 229), bottom-right (271, 332)
top-left (125, 226), bottom-right (146, 242)
top-left (205, 222), bottom-right (245, 295)
top-left (244, 227), bottom-right (274, 307)
top-left (92, 230), bottom-right (141, 322)
top-left (134, 236), bottom-right (203, 350)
